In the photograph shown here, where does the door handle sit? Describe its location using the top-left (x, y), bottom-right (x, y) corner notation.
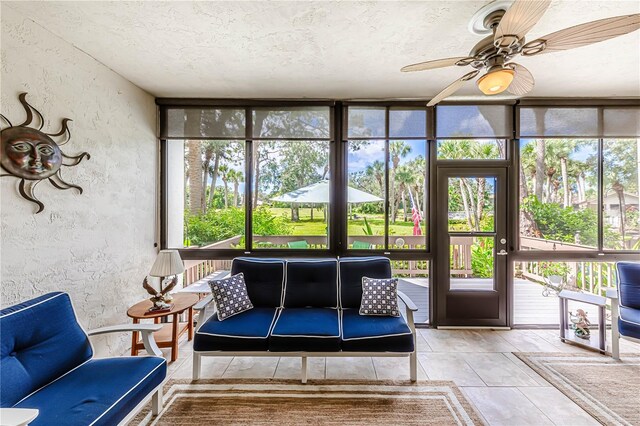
top-left (497, 249), bottom-right (508, 256)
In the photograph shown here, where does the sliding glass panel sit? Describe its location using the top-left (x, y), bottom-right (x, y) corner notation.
top-left (603, 139), bottom-right (640, 250)
top-left (519, 139), bottom-right (598, 250)
top-left (388, 140), bottom-right (427, 249)
top-left (252, 140), bottom-right (330, 249)
top-left (252, 107), bottom-right (330, 139)
top-left (163, 108), bottom-right (245, 139)
top-left (168, 139), bottom-right (246, 249)
top-left (437, 139), bottom-right (506, 160)
top-left (347, 140), bottom-right (385, 249)
top-left (347, 107), bottom-right (385, 138)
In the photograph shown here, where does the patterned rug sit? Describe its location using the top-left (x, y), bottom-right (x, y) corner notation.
top-left (515, 353), bottom-right (640, 426)
top-left (132, 379), bottom-right (485, 425)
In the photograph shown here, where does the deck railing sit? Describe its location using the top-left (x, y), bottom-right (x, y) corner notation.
top-left (182, 234), bottom-right (620, 296)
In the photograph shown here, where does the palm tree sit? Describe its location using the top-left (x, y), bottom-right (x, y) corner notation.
top-left (186, 140), bottom-right (203, 215)
top-left (389, 141), bottom-right (411, 223)
top-left (219, 164), bottom-right (230, 208)
top-left (229, 169), bottom-right (244, 208)
top-left (395, 166), bottom-right (415, 222)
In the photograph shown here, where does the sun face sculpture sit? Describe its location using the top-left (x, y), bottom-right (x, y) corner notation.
top-left (0, 93), bottom-right (90, 213)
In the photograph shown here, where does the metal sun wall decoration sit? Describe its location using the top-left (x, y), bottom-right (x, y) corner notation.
top-left (0, 93), bottom-right (90, 213)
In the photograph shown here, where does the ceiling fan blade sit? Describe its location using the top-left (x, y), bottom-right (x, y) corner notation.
top-left (506, 63), bottom-right (535, 96)
top-left (522, 13), bottom-right (640, 56)
top-left (494, 0), bottom-right (551, 47)
top-left (427, 70), bottom-right (479, 107)
top-left (401, 57), bottom-right (473, 72)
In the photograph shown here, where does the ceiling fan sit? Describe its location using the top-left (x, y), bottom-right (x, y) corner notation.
top-left (401, 0), bottom-right (640, 106)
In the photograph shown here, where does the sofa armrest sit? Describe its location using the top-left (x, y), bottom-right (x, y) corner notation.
top-left (194, 294), bottom-right (214, 311)
top-left (87, 324), bottom-right (162, 357)
top-left (397, 291), bottom-right (418, 312)
top-left (606, 288), bottom-right (618, 300)
top-left (0, 408), bottom-right (39, 426)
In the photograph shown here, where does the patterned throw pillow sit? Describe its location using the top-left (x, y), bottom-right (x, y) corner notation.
top-left (359, 277), bottom-right (400, 317)
top-left (209, 273), bottom-right (254, 321)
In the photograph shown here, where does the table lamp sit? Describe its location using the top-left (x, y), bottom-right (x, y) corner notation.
top-left (143, 250), bottom-right (185, 308)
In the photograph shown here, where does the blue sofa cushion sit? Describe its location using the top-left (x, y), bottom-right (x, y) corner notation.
top-left (194, 308), bottom-right (278, 351)
top-left (341, 309), bottom-right (414, 352)
top-left (339, 257), bottom-right (392, 309)
top-left (0, 292), bottom-right (93, 407)
top-left (619, 305), bottom-right (640, 340)
top-left (269, 308), bottom-right (341, 351)
top-left (617, 262), bottom-right (640, 310)
top-left (231, 258), bottom-right (285, 307)
top-left (284, 260), bottom-right (338, 308)
top-left (15, 356), bottom-right (166, 426)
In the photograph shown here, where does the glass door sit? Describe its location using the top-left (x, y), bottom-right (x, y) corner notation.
top-left (436, 167), bottom-right (508, 327)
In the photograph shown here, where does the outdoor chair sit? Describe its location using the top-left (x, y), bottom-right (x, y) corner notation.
top-left (0, 292), bottom-right (167, 425)
top-left (608, 262), bottom-right (640, 359)
top-left (287, 240), bottom-right (309, 249)
top-left (352, 240), bottom-right (373, 249)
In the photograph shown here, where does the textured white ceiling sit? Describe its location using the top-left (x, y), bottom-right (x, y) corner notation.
top-left (5, 1), bottom-right (640, 99)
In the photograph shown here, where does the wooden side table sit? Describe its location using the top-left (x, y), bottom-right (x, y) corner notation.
top-left (127, 293), bottom-right (199, 362)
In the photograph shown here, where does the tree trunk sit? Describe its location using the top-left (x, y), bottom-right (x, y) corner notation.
top-left (233, 181), bottom-right (239, 207)
top-left (291, 204), bottom-right (300, 221)
top-left (208, 154), bottom-right (220, 208)
top-left (310, 204), bottom-right (314, 220)
top-left (389, 169), bottom-right (396, 223)
top-left (252, 113), bottom-right (267, 209)
top-left (613, 181), bottom-right (626, 248)
top-left (402, 188), bottom-right (408, 222)
top-left (577, 173), bottom-right (586, 203)
top-left (476, 178), bottom-right (486, 228)
top-left (201, 151), bottom-right (213, 212)
top-left (535, 139), bottom-right (545, 201)
top-left (223, 180), bottom-right (229, 208)
top-left (560, 157), bottom-right (570, 208)
top-left (459, 178), bottom-right (474, 231)
top-left (186, 140), bottom-right (202, 215)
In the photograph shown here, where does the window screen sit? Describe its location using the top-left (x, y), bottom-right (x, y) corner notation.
top-left (436, 105), bottom-right (511, 138)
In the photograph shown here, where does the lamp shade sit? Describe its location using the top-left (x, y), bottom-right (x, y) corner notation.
top-left (149, 250), bottom-right (185, 277)
top-left (477, 69), bottom-right (515, 95)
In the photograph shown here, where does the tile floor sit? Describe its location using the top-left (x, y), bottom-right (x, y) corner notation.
top-left (154, 328), bottom-right (640, 426)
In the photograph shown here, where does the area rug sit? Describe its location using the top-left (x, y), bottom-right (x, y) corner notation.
top-left (131, 379), bottom-right (485, 425)
top-left (515, 353), bottom-right (640, 426)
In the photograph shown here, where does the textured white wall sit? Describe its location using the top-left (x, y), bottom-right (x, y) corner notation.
top-left (0, 5), bottom-right (158, 356)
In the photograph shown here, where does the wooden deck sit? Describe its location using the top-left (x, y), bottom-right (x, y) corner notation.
top-left (398, 278), bottom-right (596, 325)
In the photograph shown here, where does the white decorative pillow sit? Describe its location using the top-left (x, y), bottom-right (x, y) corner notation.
top-left (359, 277), bottom-right (400, 317)
top-left (208, 273), bottom-right (254, 321)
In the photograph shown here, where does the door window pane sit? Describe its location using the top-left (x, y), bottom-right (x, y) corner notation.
top-left (519, 139), bottom-right (598, 250)
top-left (603, 139), bottom-right (640, 250)
top-left (448, 177), bottom-right (496, 232)
top-left (347, 140), bottom-right (385, 249)
top-left (388, 140), bottom-right (427, 249)
top-left (252, 140), bottom-right (330, 249)
top-left (450, 236), bottom-right (495, 290)
top-left (172, 140), bottom-right (246, 249)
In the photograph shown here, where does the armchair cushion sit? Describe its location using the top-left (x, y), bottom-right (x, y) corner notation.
top-left (269, 308), bottom-right (341, 351)
top-left (339, 257), bottom-right (392, 309)
top-left (617, 262), bottom-right (640, 310)
top-left (341, 309), bottom-right (414, 352)
top-left (14, 356), bottom-right (166, 426)
top-left (231, 258), bottom-right (285, 307)
top-left (194, 308), bottom-right (278, 351)
top-left (619, 306), bottom-right (640, 340)
top-left (284, 260), bottom-right (338, 308)
top-left (0, 292), bottom-right (92, 407)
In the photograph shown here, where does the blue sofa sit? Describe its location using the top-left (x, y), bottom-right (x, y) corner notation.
top-left (609, 262), bottom-right (640, 359)
top-left (0, 292), bottom-right (167, 426)
top-left (193, 257), bottom-right (418, 382)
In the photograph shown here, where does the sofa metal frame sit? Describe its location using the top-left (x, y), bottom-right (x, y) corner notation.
top-left (192, 290), bottom-right (418, 383)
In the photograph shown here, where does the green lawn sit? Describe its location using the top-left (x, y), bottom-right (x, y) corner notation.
top-left (266, 207), bottom-right (419, 236)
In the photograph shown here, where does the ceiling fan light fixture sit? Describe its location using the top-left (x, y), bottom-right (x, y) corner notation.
top-left (477, 68), bottom-right (515, 95)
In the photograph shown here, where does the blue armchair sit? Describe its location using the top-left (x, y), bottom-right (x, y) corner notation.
top-left (0, 292), bottom-right (167, 425)
top-left (609, 262), bottom-right (640, 359)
